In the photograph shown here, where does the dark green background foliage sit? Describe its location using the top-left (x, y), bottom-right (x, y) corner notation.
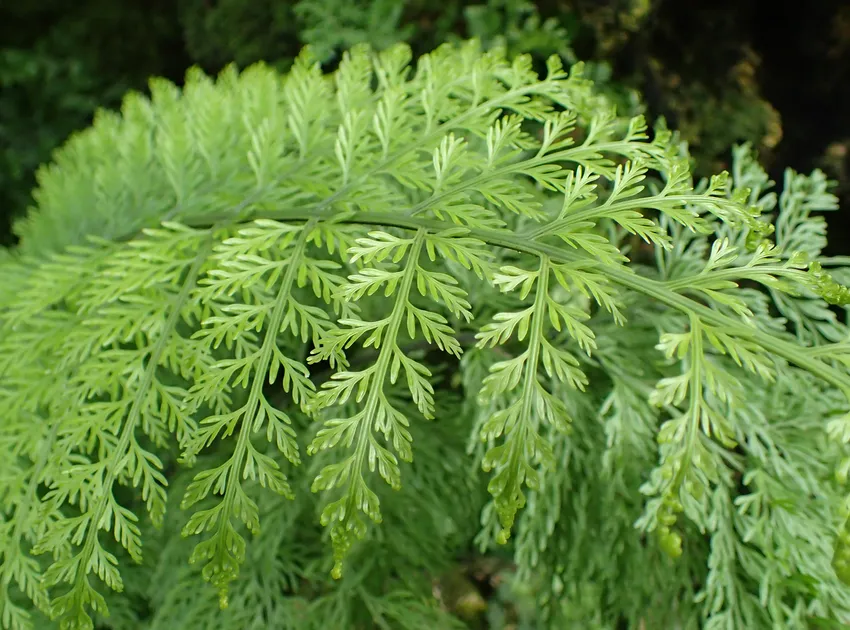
top-left (2, 0), bottom-right (849, 247)
top-left (0, 1), bottom-right (190, 246)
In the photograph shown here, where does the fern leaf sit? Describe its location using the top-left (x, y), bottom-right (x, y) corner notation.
top-left (4, 38), bottom-right (850, 628)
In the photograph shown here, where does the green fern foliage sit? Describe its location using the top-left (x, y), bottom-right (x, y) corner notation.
top-left (3, 40), bottom-right (850, 629)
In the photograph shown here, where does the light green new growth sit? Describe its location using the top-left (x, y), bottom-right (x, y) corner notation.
top-left (2, 40), bottom-right (850, 629)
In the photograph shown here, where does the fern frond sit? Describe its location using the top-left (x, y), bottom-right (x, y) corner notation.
top-left (4, 38), bottom-right (850, 629)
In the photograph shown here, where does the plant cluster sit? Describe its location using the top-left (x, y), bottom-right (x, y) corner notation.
top-left (3, 40), bottom-right (850, 630)
top-left (5, 0), bottom-right (793, 246)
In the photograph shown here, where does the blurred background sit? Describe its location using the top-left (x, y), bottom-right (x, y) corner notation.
top-left (1, 0), bottom-right (848, 248)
